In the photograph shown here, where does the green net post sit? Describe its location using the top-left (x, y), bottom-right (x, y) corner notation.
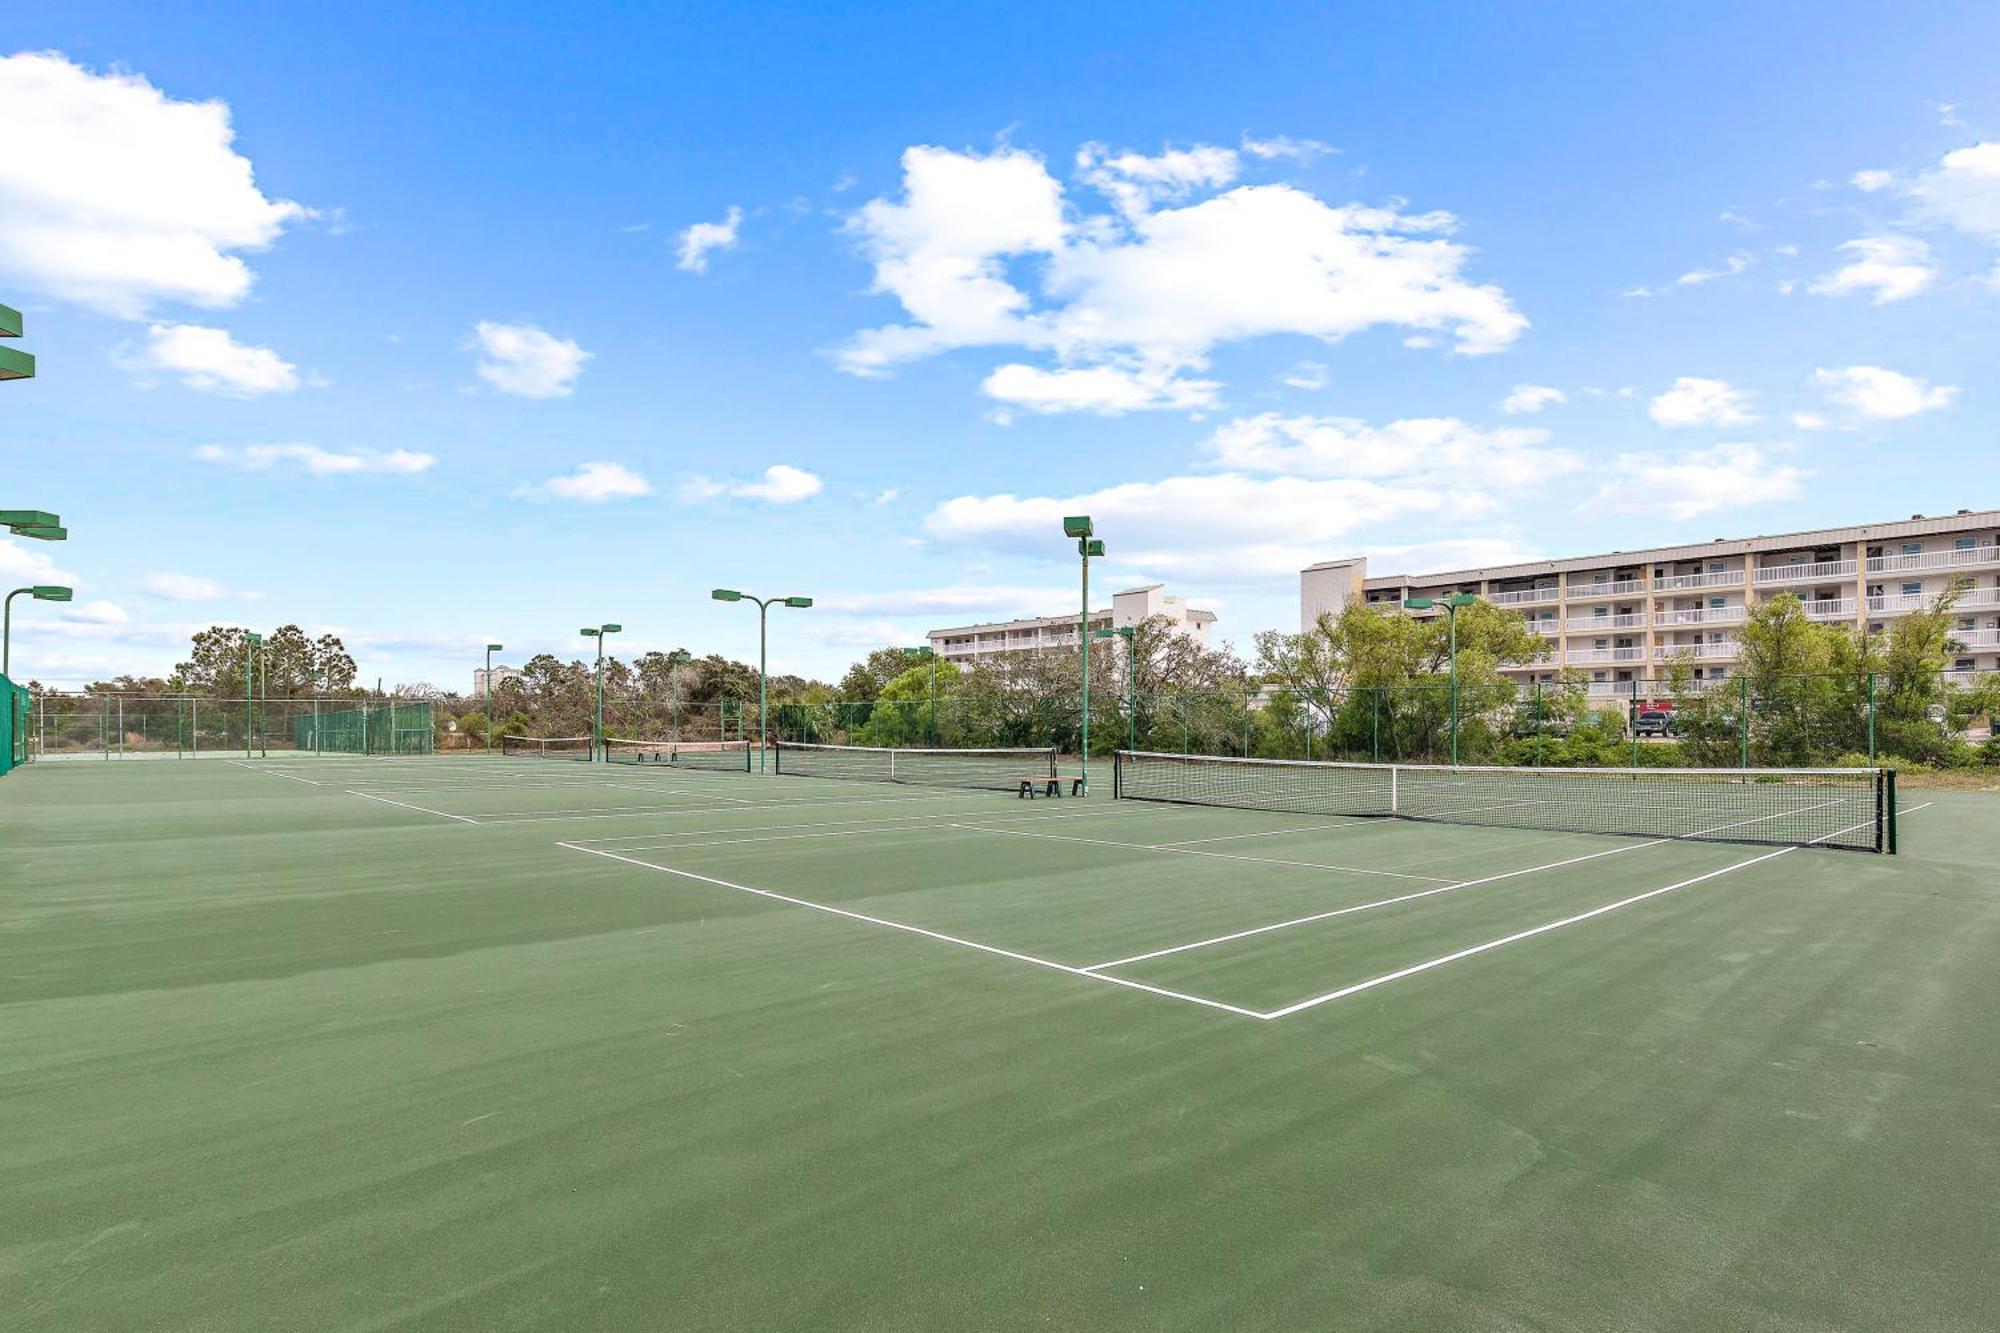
top-left (1885, 768), bottom-right (1898, 854)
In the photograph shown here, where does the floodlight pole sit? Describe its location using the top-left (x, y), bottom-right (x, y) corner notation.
top-left (667, 649), bottom-right (692, 741)
top-left (4, 585), bottom-right (74, 677)
top-left (1093, 625), bottom-right (1137, 751)
top-left (712, 590), bottom-right (812, 772)
top-left (1404, 594), bottom-right (1479, 765)
top-left (580, 624), bottom-right (621, 761)
top-left (483, 643), bottom-right (504, 755)
top-left (1063, 518), bottom-right (1101, 791)
top-left (243, 631), bottom-right (263, 758)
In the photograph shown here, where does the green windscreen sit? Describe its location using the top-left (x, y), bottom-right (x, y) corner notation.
top-left (0, 674), bottom-right (26, 775)
top-left (293, 702), bottom-right (435, 755)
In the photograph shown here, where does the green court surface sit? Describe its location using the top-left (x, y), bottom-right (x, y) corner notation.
top-left (3, 756), bottom-right (1995, 1331)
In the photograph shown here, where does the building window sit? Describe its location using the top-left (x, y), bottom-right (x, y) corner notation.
top-left (1902, 542), bottom-right (1922, 555)
top-left (1954, 537), bottom-right (1976, 550)
top-left (1902, 582), bottom-right (1921, 596)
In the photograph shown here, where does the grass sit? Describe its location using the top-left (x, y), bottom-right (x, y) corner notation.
top-left (3, 753), bottom-right (1996, 1330)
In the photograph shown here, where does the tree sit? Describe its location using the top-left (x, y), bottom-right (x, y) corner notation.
top-left (169, 625), bottom-right (357, 696)
top-left (839, 647), bottom-right (931, 704)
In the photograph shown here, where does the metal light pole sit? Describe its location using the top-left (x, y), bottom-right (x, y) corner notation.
top-left (904, 645), bottom-right (938, 745)
top-left (712, 590), bottom-right (812, 771)
top-left (666, 649), bottom-right (692, 741)
top-left (1093, 625), bottom-right (1138, 751)
top-left (243, 631), bottom-right (263, 757)
top-left (1403, 593), bottom-right (1479, 765)
top-left (3, 585), bottom-right (72, 677)
top-left (579, 624), bottom-right (621, 761)
top-left (483, 643), bottom-right (504, 755)
top-left (1063, 517), bottom-right (1104, 790)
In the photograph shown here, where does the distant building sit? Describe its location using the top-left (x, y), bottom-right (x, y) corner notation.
top-left (473, 665), bottom-right (523, 697)
top-left (1301, 506), bottom-right (2000, 698)
top-left (928, 584), bottom-right (1217, 666)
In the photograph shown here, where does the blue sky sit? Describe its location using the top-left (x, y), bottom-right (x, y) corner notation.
top-left (4, 2), bottom-right (1998, 690)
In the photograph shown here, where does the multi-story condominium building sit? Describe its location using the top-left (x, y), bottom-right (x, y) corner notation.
top-left (929, 583), bottom-right (1216, 667)
top-left (1301, 507), bottom-right (2000, 697)
top-left (472, 665), bottom-right (523, 696)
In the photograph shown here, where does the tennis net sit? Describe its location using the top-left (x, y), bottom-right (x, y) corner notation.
top-left (775, 741), bottom-right (1056, 792)
top-left (604, 737), bottom-right (753, 772)
top-left (502, 735), bottom-right (593, 762)
top-left (1112, 750), bottom-right (1894, 852)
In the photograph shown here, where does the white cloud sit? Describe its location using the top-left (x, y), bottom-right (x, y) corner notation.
top-left (194, 443), bottom-right (436, 475)
top-left (1676, 253), bottom-right (1752, 286)
top-left (1501, 383), bottom-right (1566, 414)
top-left (65, 600), bottom-right (128, 625)
top-left (1936, 103), bottom-right (1965, 129)
top-left (925, 473), bottom-right (1449, 580)
top-left (1241, 135), bottom-right (1334, 162)
top-left (836, 142), bottom-right (1524, 413)
top-left (981, 361), bottom-right (1220, 414)
top-left (1791, 411), bottom-right (1832, 431)
top-left (142, 571), bottom-right (260, 600)
top-left (0, 536), bottom-right (73, 586)
top-left (516, 461), bottom-right (653, 502)
top-left (1205, 413), bottom-right (1577, 494)
top-left (0, 52), bottom-right (310, 318)
top-left (471, 321), bottom-right (591, 398)
top-left (676, 205), bottom-right (743, 273)
top-left (117, 322), bottom-right (301, 396)
top-left (1076, 142), bottom-right (1242, 220)
top-left (869, 488), bottom-right (900, 507)
top-left (1649, 376), bottom-right (1755, 428)
top-left (732, 464), bottom-right (823, 503)
top-left (1850, 169), bottom-right (1894, 193)
top-left (1280, 361), bottom-right (1328, 390)
top-left (1590, 444), bottom-right (1806, 520)
top-left (1808, 236), bottom-right (1936, 304)
top-left (1903, 141), bottom-right (2000, 242)
top-left (817, 585), bottom-right (1076, 616)
top-left (1811, 365), bottom-right (1958, 420)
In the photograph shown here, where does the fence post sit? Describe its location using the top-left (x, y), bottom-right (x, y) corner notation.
top-left (1738, 675), bottom-right (1749, 768)
top-left (1866, 671), bottom-right (1876, 762)
top-left (1533, 677), bottom-right (1544, 767)
top-left (1371, 687), bottom-right (1381, 764)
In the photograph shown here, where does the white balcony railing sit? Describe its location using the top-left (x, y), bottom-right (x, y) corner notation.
top-left (1952, 628), bottom-right (2000, 649)
top-left (1655, 569), bottom-right (1746, 591)
top-left (1565, 613), bottom-right (1647, 631)
top-left (1955, 587), bottom-right (2000, 611)
top-left (1755, 559), bottom-right (1857, 585)
top-left (1525, 620), bottom-right (1561, 637)
top-left (1655, 640), bottom-right (1741, 661)
top-left (1654, 606), bottom-right (1747, 627)
top-left (1864, 593), bottom-right (1929, 615)
top-left (1567, 578), bottom-right (1644, 597)
top-left (1868, 545), bottom-right (2000, 575)
top-left (1803, 598), bottom-right (1856, 620)
top-left (1490, 586), bottom-right (1560, 607)
top-left (1564, 647), bottom-right (1648, 664)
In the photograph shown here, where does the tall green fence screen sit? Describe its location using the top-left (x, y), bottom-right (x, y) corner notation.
top-left (293, 702), bottom-right (435, 755)
top-left (0, 674), bottom-right (27, 775)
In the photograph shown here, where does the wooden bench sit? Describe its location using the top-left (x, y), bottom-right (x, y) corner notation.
top-left (1017, 772), bottom-right (1088, 798)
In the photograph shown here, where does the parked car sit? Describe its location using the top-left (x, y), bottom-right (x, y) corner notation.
top-left (1632, 709), bottom-right (1673, 737)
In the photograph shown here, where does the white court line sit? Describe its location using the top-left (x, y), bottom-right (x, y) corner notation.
top-left (555, 842), bottom-right (1263, 1020)
top-left (1153, 825), bottom-right (1348, 848)
top-left (949, 823), bottom-right (1457, 884)
top-left (472, 789), bottom-right (1031, 826)
top-left (584, 804), bottom-right (1160, 852)
top-left (1809, 800), bottom-right (1933, 846)
top-left (227, 759), bottom-right (321, 786)
top-left (1259, 848), bottom-right (1796, 1019)
top-left (345, 790), bottom-right (478, 823)
top-left (1080, 834), bottom-right (1687, 971)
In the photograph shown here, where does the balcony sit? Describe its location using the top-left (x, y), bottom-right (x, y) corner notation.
top-left (1868, 544), bottom-right (2000, 575)
top-left (1524, 620), bottom-right (1561, 637)
top-left (1567, 578), bottom-right (1643, 597)
top-left (1489, 586), bottom-right (1560, 607)
top-left (1564, 646), bottom-right (1647, 664)
top-left (1864, 593), bottom-right (1930, 615)
top-left (1803, 598), bottom-right (1856, 620)
top-left (1564, 613), bottom-right (1647, 631)
top-left (1755, 559), bottom-right (1856, 586)
top-left (1655, 569), bottom-right (1746, 591)
top-left (1654, 606), bottom-right (1746, 627)
top-left (1655, 640), bottom-right (1740, 661)
top-left (1952, 628), bottom-right (2000, 649)
top-left (1955, 587), bottom-right (2000, 611)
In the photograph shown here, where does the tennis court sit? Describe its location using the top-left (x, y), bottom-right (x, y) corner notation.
top-left (5, 749), bottom-right (1996, 1330)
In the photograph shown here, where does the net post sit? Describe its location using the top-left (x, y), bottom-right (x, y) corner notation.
top-left (1390, 764), bottom-right (1400, 815)
top-left (1884, 768), bottom-right (1897, 854)
top-left (1113, 749), bottom-right (1122, 799)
